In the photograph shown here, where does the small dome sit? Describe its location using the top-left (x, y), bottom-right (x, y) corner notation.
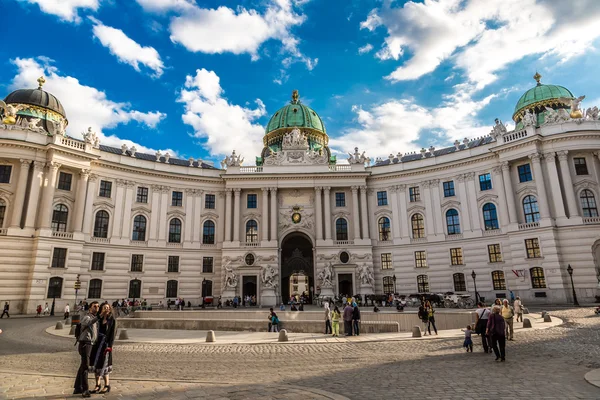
top-left (4, 87), bottom-right (66, 118)
top-left (265, 90), bottom-right (325, 134)
top-left (512, 72), bottom-right (573, 122)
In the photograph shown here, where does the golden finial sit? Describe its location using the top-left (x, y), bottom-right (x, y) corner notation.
top-left (533, 72), bottom-right (542, 85)
top-left (291, 89), bottom-right (299, 104)
top-left (37, 76), bottom-right (46, 89)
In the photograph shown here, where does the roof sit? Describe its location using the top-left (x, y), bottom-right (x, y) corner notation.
top-left (513, 83), bottom-right (573, 118)
top-left (95, 143), bottom-right (217, 169)
top-left (265, 91), bottom-right (326, 134)
top-left (4, 88), bottom-right (66, 117)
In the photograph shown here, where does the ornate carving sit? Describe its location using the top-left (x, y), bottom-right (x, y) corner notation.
top-left (556, 150), bottom-right (569, 162)
top-left (585, 106), bottom-right (599, 120)
top-left (559, 95), bottom-right (585, 119)
top-left (464, 172), bottom-right (475, 181)
top-left (222, 264), bottom-right (238, 290)
top-left (88, 174), bottom-right (98, 182)
top-left (185, 188), bottom-right (195, 195)
top-left (49, 161), bottom-right (61, 171)
top-left (543, 152), bottom-right (556, 163)
top-left (528, 153), bottom-right (542, 163)
top-left (269, 187), bottom-right (278, 193)
top-left (543, 106), bottom-right (570, 124)
top-left (397, 184), bottom-right (406, 192)
top-left (429, 179), bottom-right (439, 187)
top-left (351, 186), bottom-right (359, 192)
top-left (359, 185), bottom-right (367, 192)
top-left (233, 188), bottom-right (241, 195)
top-left (116, 179), bottom-right (127, 187)
top-left (317, 262), bottom-right (334, 288)
top-left (348, 147), bottom-right (370, 165)
top-left (492, 166), bottom-right (502, 175)
top-left (522, 109), bottom-right (536, 127)
top-left (262, 187), bottom-right (269, 193)
top-left (160, 186), bottom-right (170, 194)
top-left (222, 150), bottom-right (243, 167)
top-left (322, 186), bottom-right (331, 192)
top-left (422, 181), bottom-right (431, 189)
top-left (357, 263), bottom-right (374, 286)
top-left (264, 129), bottom-right (328, 166)
top-left (456, 174), bottom-right (466, 183)
top-left (261, 265), bottom-right (278, 289)
top-left (82, 127), bottom-right (100, 148)
top-left (501, 161), bottom-right (511, 171)
top-left (490, 118), bottom-right (508, 139)
top-left (79, 169), bottom-right (90, 179)
top-left (279, 205), bottom-right (313, 230)
top-left (19, 159), bottom-right (31, 168)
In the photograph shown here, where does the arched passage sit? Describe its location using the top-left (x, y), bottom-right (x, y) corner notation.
top-left (280, 232), bottom-right (314, 304)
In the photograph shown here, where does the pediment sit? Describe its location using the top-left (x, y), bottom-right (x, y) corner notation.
top-left (0, 187), bottom-right (14, 197)
top-left (93, 200), bottom-right (114, 209)
top-left (477, 193), bottom-right (498, 204)
top-left (131, 205), bottom-right (152, 214)
top-left (574, 179), bottom-right (597, 190)
top-left (333, 210), bottom-right (351, 219)
top-left (407, 204), bottom-right (426, 213)
top-left (54, 193), bottom-right (75, 204)
top-left (441, 199), bottom-right (461, 209)
top-left (202, 211), bottom-right (219, 219)
top-left (374, 208), bottom-right (391, 216)
top-left (167, 209), bottom-right (186, 218)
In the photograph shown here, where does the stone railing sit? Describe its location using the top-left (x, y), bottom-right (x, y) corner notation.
top-left (334, 240), bottom-right (354, 246)
top-left (445, 233), bottom-right (464, 240)
top-left (89, 236), bottom-right (110, 243)
top-left (167, 242), bottom-right (183, 248)
top-left (502, 129), bottom-right (528, 144)
top-left (242, 241), bottom-right (260, 247)
top-left (329, 165), bottom-right (351, 172)
top-left (240, 166), bottom-right (263, 173)
top-left (201, 243), bottom-right (217, 248)
top-left (130, 240), bottom-right (148, 247)
top-left (59, 137), bottom-right (86, 150)
top-left (52, 231), bottom-right (73, 239)
top-left (410, 237), bottom-right (427, 244)
top-left (583, 217), bottom-right (600, 225)
top-left (518, 221), bottom-right (539, 230)
top-left (0, 228), bottom-right (7, 236)
top-left (483, 229), bottom-right (502, 236)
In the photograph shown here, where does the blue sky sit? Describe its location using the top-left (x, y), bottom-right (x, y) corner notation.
top-left (2, 0), bottom-right (600, 165)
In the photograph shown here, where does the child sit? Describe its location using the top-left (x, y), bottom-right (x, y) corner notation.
top-left (462, 325), bottom-right (473, 352)
top-left (331, 306), bottom-right (341, 337)
top-left (270, 311), bottom-right (279, 332)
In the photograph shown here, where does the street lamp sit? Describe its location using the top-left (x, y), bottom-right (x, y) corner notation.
top-left (566, 264), bottom-right (580, 306)
top-left (392, 274), bottom-right (397, 294)
top-left (74, 274), bottom-right (81, 309)
top-left (471, 270), bottom-right (479, 305)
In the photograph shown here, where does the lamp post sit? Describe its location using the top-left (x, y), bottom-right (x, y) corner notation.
top-left (471, 270), bottom-right (479, 305)
top-left (74, 274), bottom-right (81, 309)
top-left (566, 264), bottom-right (579, 306)
top-left (393, 274), bottom-right (397, 294)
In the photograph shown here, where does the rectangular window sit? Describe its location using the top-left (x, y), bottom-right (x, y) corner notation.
top-left (171, 191), bottom-right (183, 207)
top-left (443, 181), bottom-right (455, 197)
top-left (57, 172), bottom-right (72, 191)
top-left (377, 191), bottom-right (388, 206)
top-left (574, 157), bottom-right (589, 175)
top-left (417, 275), bottom-right (429, 293)
top-left (335, 192), bottom-right (346, 207)
top-left (525, 238), bottom-right (541, 258)
top-left (492, 271), bottom-right (507, 290)
top-left (409, 186), bottom-right (420, 202)
top-left (91, 252), bottom-right (105, 271)
top-left (450, 248), bottom-right (463, 265)
top-left (479, 173), bottom-right (492, 191)
top-left (381, 253), bottom-right (392, 269)
top-left (453, 274), bottom-right (467, 292)
top-left (0, 165), bottom-right (12, 183)
top-left (168, 256), bottom-right (179, 273)
top-left (131, 254), bottom-right (144, 272)
top-left (247, 193), bottom-right (257, 209)
top-left (98, 180), bottom-right (112, 198)
top-left (205, 194), bottom-right (215, 209)
top-left (488, 244), bottom-right (503, 263)
top-left (51, 248), bottom-right (67, 268)
top-left (530, 267), bottom-right (547, 289)
top-left (415, 251), bottom-right (427, 268)
top-left (202, 257), bottom-right (214, 273)
top-left (517, 164), bottom-right (533, 183)
top-left (136, 187), bottom-right (148, 203)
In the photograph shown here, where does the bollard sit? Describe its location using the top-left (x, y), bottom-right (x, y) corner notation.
top-left (541, 311), bottom-right (547, 318)
top-left (118, 329), bottom-right (129, 340)
top-left (543, 314), bottom-right (552, 323)
top-left (206, 330), bottom-right (216, 343)
top-left (278, 329), bottom-right (289, 342)
top-left (55, 321), bottom-right (64, 330)
top-left (522, 318), bottom-right (532, 328)
top-left (412, 326), bottom-right (422, 338)
top-left (65, 317), bottom-right (72, 326)
top-left (69, 325), bottom-right (76, 335)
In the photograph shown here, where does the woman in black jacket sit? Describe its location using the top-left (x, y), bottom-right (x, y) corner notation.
top-left (352, 304), bottom-right (361, 336)
top-left (91, 303), bottom-right (117, 394)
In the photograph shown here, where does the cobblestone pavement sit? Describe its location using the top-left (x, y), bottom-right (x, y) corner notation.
top-left (1, 308), bottom-right (600, 399)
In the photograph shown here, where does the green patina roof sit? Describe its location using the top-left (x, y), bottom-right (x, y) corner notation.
top-left (266, 92), bottom-right (326, 134)
top-left (513, 73), bottom-right (573, 117)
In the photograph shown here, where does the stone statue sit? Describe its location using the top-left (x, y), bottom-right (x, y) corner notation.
top-left (155, 151), bottom-right (162, 161)
top-left (121, 144), bottom-right (128, 155)
top-left (347, 147), bottom-right (370, 165)
top-left (586, 106), bottom-right (599, 121)
top-left (0, 101), bottom-right (22, 125)
top-left (222, 150), bottom-right (244, 168)
top-left (318, 262), bottom-right (334, 288)
top-left (261, 264), bottom-right (278, 289)
top-left (282, 128), bottom-right (309, 149)
top-left (490, 118), bottom-right (508, 138)
top-left (358, 263), bottom-right (374, 286)
top-left (223, 264), bottom-right (238, 289)
top-left (83, 127), bottom-right (99, 146)
top-left (27, 118), bottom-right (42, 132)
top-left (559, 95), bottom-right (585, 119)
top-left (544, 106), bottom-right (570, 124)
top-left (522, 109), bottom-right (536, 127)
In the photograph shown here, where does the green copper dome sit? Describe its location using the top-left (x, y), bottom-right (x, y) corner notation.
top-left (265, 90), bottom-right (326, 134)
top-left (512, 72), bottom-right (573, 122)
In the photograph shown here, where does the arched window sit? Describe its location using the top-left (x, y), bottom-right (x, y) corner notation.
top-left (88, 279), bottom-right (102, 299)
top-left (453, 273), bottom-right (466, 292)
top-left (132, 215), bottom-right (147, 241)
top-left (530, 267), bottom-right (546, 289)
top-left (580, 189), bottom-right (599, 217)
top-left (93, 210), bottom-right (110, 238)
top-left (378, 217), bottom-right (391, 241)
top-left (47, 277), bottom-right (63, 298)
top-left (417, 274), bottom-right (429, 293)
top-left (128, 279), bottom-right (141, 299)
top-left (202, 220), bottom-right (215, 244)
top-left (168, 218), bottom-right (182, 243)
top-left (445, 209), bottom-right (460, 235)
top-left (202, 279), bottom-right (213, 297)
top-left (0, 199), bottom-right (6, 227)
top-left (411, 214), bottom-right (425, 238)
top-left (523, 195), bottom-right (540, 223)
top-left (491, 270), bottom-right (506, 290)
top-left (482, 203), bottom-right (499, 230)
top-left (166, 280), bottom-right (178, 298)
top-left (336, 218), bottom-right (348, 241)
top-left (51, 204), bottom-right (68, 232)
top-left (246, 220), bottom-right (258, 243)
top-left (383, 276), bottom-right (394, 294)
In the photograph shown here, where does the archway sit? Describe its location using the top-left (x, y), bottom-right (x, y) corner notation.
top-left (280, 232), bottom-right (314, 304)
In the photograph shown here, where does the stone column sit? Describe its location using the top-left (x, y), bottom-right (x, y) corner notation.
top-left (456, 175), bottom-right (472, 232)
top-left (389, 186), bottom-right (401, 239)
top-left (10, 159), bottom-right (31, 228)
top-left (72, 169), bottom-right (90, 232)
top-left (314, 187), bottom-right (323, 240)
top-left (398, 185), bottom-right (409, 238)
top-left (232, 188), bottom-right (241, 242)
top-left (529, 153), bottom-right (551, 219)
top-left (422, 181), bottom-right (435, 236)
top-left (351, 186), bottom-right (361, 240)
top-left (465, 173), bottom-right (481, 230)
top-left (184, 189), bottom-right (194, 242)
top-left (270, 187), bottom-right (278, 241)
top-left (121, 181), bottom-right (135, 239)
top-left (262, 188), bottom-right (269, 241)
top-left (323, 187), bottom-right (331, 240)
top-left (193, 190), bottom-right (203, 242)
top-left (543, 152), bottom-right (566, 218)
top-left (224, 189), bottom-right (232, 242)
top-left (111, 180), bottom-right (126, 238)
top-left (149, 185), bottom-right (161, 240)
top-left (430, 180), bottom-right (444, 234)
top-left (39, 162), bottom-right (61, 229)
top-left (158, 186), bottom-right (170, 241)
top-left (492, 166), bottom-right (510, 227)
top-left (24, 161), bottom-right (45, 229)
top-left (557, 151), bottom-right (579, 218)
top-left (217, 191), bottom-right (226, 242)
top-left (360, 185), bottom-right (369, 239)
top-left (501, 162), bottom-right (518, 223)
top-left (82, 174), bottom-right (98, 235)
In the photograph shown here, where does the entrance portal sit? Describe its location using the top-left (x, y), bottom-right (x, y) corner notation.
top-left (242, 276), bottom-right (257, 301)
top-left (338, 273), bottom-right (353, 297)
top-left (280, 233), bottom-right (314, 304)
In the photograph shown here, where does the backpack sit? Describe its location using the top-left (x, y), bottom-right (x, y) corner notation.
top-left (272, 316), bottom-right (279, 325)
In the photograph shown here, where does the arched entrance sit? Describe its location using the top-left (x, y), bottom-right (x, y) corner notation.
top-left (280, 233), bottom-right (314, 304)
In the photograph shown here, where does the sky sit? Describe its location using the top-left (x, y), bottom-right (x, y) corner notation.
top-left (2, 0), bottom-right (600, 165)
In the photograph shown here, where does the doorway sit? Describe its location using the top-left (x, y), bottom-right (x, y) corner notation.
top-left (338, 273), bottom-right (353, 297)
top-left (242, 276), bottom-right (257, 301)
top-left (280, 233), bottom-right (314, 304)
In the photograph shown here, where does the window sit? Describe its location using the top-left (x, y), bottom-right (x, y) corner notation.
top-left (518, 164), bottom-right (532, 182)
top-left (245, 253), bottom-right (255, 266)
top-left (88, 279), bottom-right (102, 299)
top-left (378, 217), bottom-right (391, 241)
top-left (488, 244), bottom-right (502, 263)
top-left (91, 252), bottom-right (105, 271)
top-left (574, 157), bottom-right (589, 175)
top-left (93, 210), bottom-right (110, 238)
top-left (530, 267), bottom-right (546, 289)
top-left (168, 256), bottom-right (179, 272)
top-left (47, 277), bottom-right (63, 298)
top-left (128, 279), bottom-right (141, 299)
top-left (580, 189), bottom-right (599, 217)
top-left (136, 187), bottom-right (148, 203)
top-left (445, 209), bottom-right (460, 235)
top-left (335, 218), bottom-right (348, 241)
top-left (453, 273), bottom-right (466, 292)
top-left (246, 220), bottom-right (258, 242)
top-left (479, 173), bottom-right (492, 191)
top-left (415, 251), bottom-right (427, 268)
top-left (411, 214), bottom-right (425, 238)
top-left (51, 204), bottom-right (68, 232)
top-left (335, 192), bottom-right (346, 207)
top-left (131, 254), bottom-right (144, 272)
top-left (523, 195), bottom-right (540, 223)
top-left (132, 215), bottom-right (147, 241)
top-left (98, 180), bottom-right (112, 198)
top-left (202, 280), bottom-right (213, 297)
top-left (409, 186), bottom-right (420, 202)
top-left (172, 191), bottom-right (183, 207)
top-left (377, 191), bottom-right (388, 206)
top-left (340, 252), bottom-right (350, 263)
top-left (383, 276), bottom-right (394, 294)
top-left (51, 248), bottom-right (67, 268)
top-left (0, 165), bottom-right (12, 183)
top-left (417, 275), bottom-right (429, 293)
top-left (166, 280), bottom-right (178, 298)
top-left (247, 193), bottom-right (257, 209)
top-left (450, 248), bottom-right (463, 265)
top-left (57, 172), bottom-right (72, 191)
top-left (202, 257), bottom-right (214, 273)
top-left (491, 270), bottom-right (506, 290)
top-left (482, 203), bottom-right (499, 230)
top-left (168, 218), bottom-right (182, 243)
top-left (381, 253), bottom-right (392, 269)
top-left (525, 238), bottom-right (541, 258)
top-left (0, 200), bottom-right (5, 227)
top-left (205, 194), bottom-right (215, 209)
top-left (443, 181), bottom-right (455, 197)
top-left (202, 220), bottom-right (215, 244)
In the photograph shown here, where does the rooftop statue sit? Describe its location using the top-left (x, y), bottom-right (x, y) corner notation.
top-left (586, 106), bottom-right (599, 121)
top-left (222, 150), bottom-right (244, 168)
top-left (522, 109), bottom-right (536, 127)
top-left (490, 118), bottom-right (508, 139)
top-left (543, 107), bottom-right (570, 124)
top-left (559, 95), bottom-right (585, 119)
top-left (348, 147), bottom-right (370, 165)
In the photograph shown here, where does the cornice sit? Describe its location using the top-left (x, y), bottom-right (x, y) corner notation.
top-left (91, 160), bottom-right (223, 185)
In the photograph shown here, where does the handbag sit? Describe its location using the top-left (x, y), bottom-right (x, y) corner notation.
top-left (475, 309), bottom-right (489, 334)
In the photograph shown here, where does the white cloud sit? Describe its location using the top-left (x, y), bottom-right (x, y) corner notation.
top-left (9, 57), bottom-right (169, 154)
top-left (358, 44), bottom-right (374, 55)
top-left (17, 0), bottom-right (100, 23)
top-left (135, 0), bottom-right (195, 13)
top-left (178, 69), bottom-right (267, 160)
top-left (89, 17), bottom-right (165, 78)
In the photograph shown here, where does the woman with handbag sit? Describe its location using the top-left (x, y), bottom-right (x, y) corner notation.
top-left (475, 302), bottom-right (491, 353)
top-left (91, 303), bottom-right (117, 394)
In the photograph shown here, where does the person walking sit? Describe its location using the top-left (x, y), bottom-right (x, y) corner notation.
top-left (1, 302), bottom-right (9, 318)
top-left (331, 306), bottom-right (341, 337)
top-left (267, 308), bottom-right (274, 332)
top-left (269, 309), bottom-right (279, 332)
top-left (74, 301), bottom-right (103, 397)
top-left (324, 303), bottom-right (332, 334)
top-left (486, 306), bottom-right (506, 361)
top-left (501, 299), bottom-right (515, 340)
top-left (418, 304), bottom-right (429, 335)
top-left (64, 303), bottom-right (70, 320)
top-left (91, 303), bottom-right (117, 394)
top-left (513, 296), bottom-right (523, 322)
top-left (462, 325), bottom-right (473, 352)
top-left (475, 302), bottom-right (492, 353)
top-left (425, 301), bottom-right (438, 335)
top-left (36, 304), bottom-right (42, 317)
top-left (43, 302), bottom-right (49, 316)
top-left (343, 303), bottom-right (354, 336)
top-left (352, 303), bottom-right (361, 336)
